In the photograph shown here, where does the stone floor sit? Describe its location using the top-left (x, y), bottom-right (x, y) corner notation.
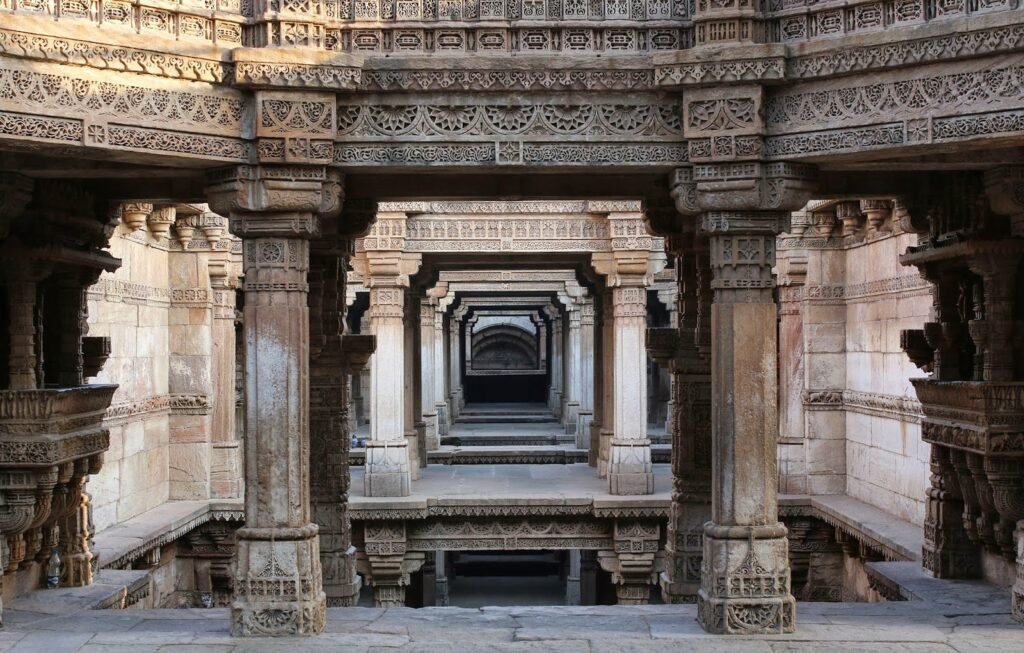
top-left (4, 595), bottom-right (1022, 652)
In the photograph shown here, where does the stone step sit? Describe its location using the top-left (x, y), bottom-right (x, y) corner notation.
top-left (442, 433), bottom-right (576, 446)
top-left (349, 445), bottom-right (672, 465)
top-left (454, 415), bottom-right (558, 424)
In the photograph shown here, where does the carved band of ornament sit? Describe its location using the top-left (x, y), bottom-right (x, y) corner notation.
top-left (0, 28), bottom-right (232, 83)
top-left (337, 102), bottom-right (682, 138)
top-left (386, 200), bottom-right (642, 214)
top-left (104, 395), bottom-right (172, 422)
top-left (769, 0), bottom-right (1019, 49)
top-left (328, 26), bottom-right (688, 56)
top-left (334, 142), bottom-right (687, 166)
top-left (765, 123), bottom-right (906, 158)
top-left (766, 63), bottom-right (1024, 129)
top-left (655, 57), bottom-right (785, 87)
top-left (0, 430), bottom-right (107, 465)
top-left (360, 69), bottom-right (657, 92)
top-left (785, 23), bottom-right (1024, 80)
top-left (0, 66), bottom-right (246, 135)
top-left (170, 288), bottom-right (212, 306)
top-left (103, 503), bottom-right (244, 571)
top-left (169, 393), bottom-right (212, 416)
top-left (0, 386), bottom-right (117, 422)
top-left (89, 278), bottom-right (171, 304)
top-left (235, 62), bottom-right (361, 91)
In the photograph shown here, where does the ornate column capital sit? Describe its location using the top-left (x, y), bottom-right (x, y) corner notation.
top-left (984, 166), bottom-right (1024, 236)
top-left (205, 165), bottom-right (343, 239)
top-left (671, 163), bottom-right (817, 218)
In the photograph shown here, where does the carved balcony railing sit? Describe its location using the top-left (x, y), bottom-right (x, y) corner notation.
top-left (762, 0), bottom-right (1018, 44)
top-left (0, 0), bottom-right (248, 46)
top-left (0, 384), bottom-right (117, 590)
top-left (324, 0), bottom-right (694, 54)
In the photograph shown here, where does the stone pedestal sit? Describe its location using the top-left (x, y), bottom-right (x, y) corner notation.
top-left (364, 442), bottom-right (412, 497)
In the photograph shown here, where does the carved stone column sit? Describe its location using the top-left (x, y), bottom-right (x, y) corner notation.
top-left (671, 161), bottom-right (815, 634)
top-left (206, 165), bottom-right (334, 636)
top-left (433, 301), bottom-right (451, 437)
top-left (1015, 520), bottom-right (1023, 623)
top-left (351, 213), bottom-right (422, 497)
top-left (548, 309), bottom-right (564, 418)
top-left (207, 229), bottom-right (243, 500)
top-left (418, 297), bottom-right (439, 451)
top-left (563, 302), bottom-right (582, 435)
top-left (652, 236), bottom-right (713, 604)
top-left (595, 289), bottom-right (615, 477)
top-left (576, 299), bottom-right (596, 448)
top-left (449, 309), bottom-right (464, 418)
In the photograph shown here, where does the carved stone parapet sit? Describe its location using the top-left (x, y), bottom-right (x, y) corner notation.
top-left (698, 527), bottom-right (795, 635)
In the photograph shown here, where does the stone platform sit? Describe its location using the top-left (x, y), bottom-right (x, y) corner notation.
top-left (3, 598), bottom-right (1021, 652)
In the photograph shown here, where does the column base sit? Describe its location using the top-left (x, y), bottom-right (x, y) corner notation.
top-left (436, 403), bottom-right (450, 437)
top-left (323, 545), bottom-right (362, 608)
top-left (607, 438), bottom-right (654, 495)
top-left (660, 499), bottom-right (709, 604)
top-left (231, 526), bottom-right (326, 637)
top-left (697, 525), bottom-right (795, 635)
top-left (564, 402), bottom-right (580, 435)
top-left (575, 411), bottom-right (593, 450)
top-left (422, 414), bottom-right (439, 451)
top-left (364, 441), bottom-right (412, 497)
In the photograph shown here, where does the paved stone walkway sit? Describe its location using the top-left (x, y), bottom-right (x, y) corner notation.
top-left (3, 599), bottom-right (1022, 652)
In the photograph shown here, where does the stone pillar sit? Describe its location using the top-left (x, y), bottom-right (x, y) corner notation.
top-left (433, 308), bottom-right (450, 436)
top-left (418, 299), bottom-right (440, 451)
top-left (206, 164), bottom-right (335, 636)
top-left (435, 551), bottom-right (450, 606)
top-left (562, 301), bottom-right (582, 434)
top-left (595, 289), bottom-right (615, 477)
top-left (576, 299), bottom-right (595, 448)
top-left (1014, 520), bottom-right (1023, 623)
top-left (669, 155), bottom-right (814, 634)
top-left (449, 311), bottom-right (464, 417)
top-left (566, 550), bottom-right (582, 605)
top-left (352, 213), bottom-right (422, 497)
top-left (207, 237), bottom-right (243, 499)
top-left (405, 288), bottom-right (422, 475)
top-left (698, 212), bottom-right (795, 634)
top-left (653, 236), bottom-right (712, 604)
top-left (547, 308), bottom-right (564, 417)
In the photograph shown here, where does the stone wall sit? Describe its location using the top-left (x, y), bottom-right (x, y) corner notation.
top-left (87, 222), bottom-right (172, 532)
top-left (842, 230), bottom-right (931, 526)
top-left (777, 201), bottom-right (932, 525)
